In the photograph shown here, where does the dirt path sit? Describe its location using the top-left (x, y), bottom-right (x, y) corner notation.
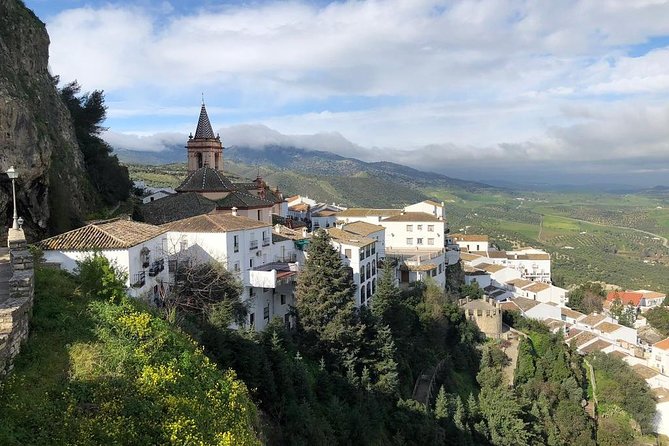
top-left (501, 325), bottom-right (522, 386)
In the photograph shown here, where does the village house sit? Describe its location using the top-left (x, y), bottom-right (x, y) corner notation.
top-left (606, 290), bottom-right (667, 312)
top-left (451, 233), bottom-right (489, 253)
top-left (38, 219), bottom-right (170, 302)
top-left (162, 212), bottom-right (295, 331)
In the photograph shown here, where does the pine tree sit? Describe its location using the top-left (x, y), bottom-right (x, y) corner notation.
top-left (372, 324), bottom-right (399, 395)
top-left (434, 386), bottom-right (449, 420)
top-left (295, 229), bottom-right (358, 358)
top-left (371, 260), bottom-right (400, 321)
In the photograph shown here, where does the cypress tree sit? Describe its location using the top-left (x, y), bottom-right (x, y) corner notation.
top-left (372, 324), bottom-right (399, 395)
top-left (434, 386), bottom-right (449, 420)
top-left (295, 229), bottom-right (358, 359)
top-left (371, 260), bottom-right (400, 321)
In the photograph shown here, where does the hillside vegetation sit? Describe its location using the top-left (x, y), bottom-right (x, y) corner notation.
top-left (0, 259), bottom-right (259, 445)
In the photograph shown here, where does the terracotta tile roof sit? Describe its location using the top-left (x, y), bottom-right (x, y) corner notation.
top-left (289, 203), bottom-right (309, 212)
top-left (637, 290), bottom-right (666, 299)
top-left (39, 219), bottom-right (167, 250)
top-left (595, 321), bottom-right (623, 334)
top-left (580, 339), bottom-right (612, 354)
top-left (162, 213), bottom-right (270, 232)
top-left (477, 263), bottom-right (506, 273)
top-left (608, 350), bottom-right (629, 360)
top-left (572, 331), bottom-right (598, 347)
top-left (407, 263), bottom-right (438, 272)
top-left (606, 291), bottom-right (644, 306)
top-left (326, 228), bottom-right (374, 248)
top-left (336, 208), bottom-right (401, 218)
top-left (524, 282), bottom-right (551, 293)
top-left (499, 301), bottom-right (520, 311)
top-left (580, 313), bottom-right (607, 327)
top-left (653, 337), bottom-right (669, 351)
top-left (565, 328), bottom-right (583, 339)
top-left (511, 296), bottom-right (540, 312)
top-left (139, 192), bottom-right (218, 225)
top-left (461, 299), bottom-right (497, 311)
top-left (451, 234), bottom-right (489, 242)
top-left (545, 318), bottom-right (566, 330)
top-left (460, 252), bottom-right (482, 261)
top-left (506, 278), bottom-right (534, 289)
top-left (561, 307), bottom-right (585, 320)
top-left (632, 363), bottom-right (660, 380)
top-left (381, 212), bottom-right (442, 222)
top-left (341, 221), bottom-right (385, 237)
top-left (313, 210), bottom-right (338, 217)
top-left (486, 250), bottom-right (508, 259)
top-left (176, 166), bottom-right (237, 193)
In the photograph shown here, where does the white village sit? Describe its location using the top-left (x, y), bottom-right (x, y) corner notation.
top-left (25, 103), bottom-right (669, 435)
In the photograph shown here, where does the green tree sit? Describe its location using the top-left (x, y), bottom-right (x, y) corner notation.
top-left (372, 260), bottom-right (401, 322)
top-left (60, 81), bottom-right (132, 205)
top-left (295, 229), bottom-right (359, 361)
top-left (434, 386), bottom-right (448, 420)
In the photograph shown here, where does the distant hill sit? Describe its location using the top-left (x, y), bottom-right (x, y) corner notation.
top-left (115, 143), bottom-right (495, 208)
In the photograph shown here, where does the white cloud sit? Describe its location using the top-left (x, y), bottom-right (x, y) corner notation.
top-left (38, 0), bottom-right (669, 185)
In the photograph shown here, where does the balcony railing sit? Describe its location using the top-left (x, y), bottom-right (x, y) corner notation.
top-left (148, 258), bottom-right (165, 277)
top-left (132, 271), bottom-right (146, 288)
top-left (262, 237), bottom-right (271, 247)
top-left (249, 240), bottom-right (259, 250)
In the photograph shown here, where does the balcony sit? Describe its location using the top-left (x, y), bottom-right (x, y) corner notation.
top-left (148, 258), bottom-right (165, 277)
top-left (247, 262), bottom-right (299, 288)
top-left (262, 237), bottom-right (271, 247)
top-left (132, 271), bottom-right (146, 288)
top-left (249, 240), bottom-right (259, 250)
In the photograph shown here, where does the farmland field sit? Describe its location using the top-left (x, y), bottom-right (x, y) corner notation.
top-left (127, 161), bottom-right (669, 293)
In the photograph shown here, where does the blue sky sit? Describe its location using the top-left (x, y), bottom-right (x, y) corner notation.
top-left (24, 0), bottom-right (669, 186)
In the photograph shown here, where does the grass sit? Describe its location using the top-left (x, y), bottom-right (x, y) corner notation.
top-left (0, 266), bottom-right (260, 445)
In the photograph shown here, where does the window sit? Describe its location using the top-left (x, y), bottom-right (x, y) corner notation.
top-left (361, 268), bottom-right (366, 282)
top-left (367, 282), bottom-right (371, 298)
top-left (284, 313), bottom-right (291, 328)
top-left (476, 244), bottom-right (480, 251)
top-left (417, 238), bottom-right (424, 245)
top-left (371, 244), bottom-right (376, 255)
top-left (431, 269), bottom-right (437, 277)
top-left (407, 238), bottom-right (413, 245)
top-left (249, 313), bottom-right (255, 328)
top-left (439, 264), bottom-right (443, 273)
top-left (345, 248), bottom-right (351, 258)
top-left (406, 225), bottom-right (413, 232)
top-left (366, 263), bottom-right (371, 279)
top-left (417, 225), bottom-right (423, 231)
top-left (140, 247), bottom-right (150, 268)
top-left (264, 305), bottom-right (270, 320)
top-left (249, 258), bottom-right (254, 268)
top-left (428, 238), bottom-right (435, 245)
top-left (257, 210), bottom-right (262, 220)
top-left (234, 262), bottom-right (240, 272)
top-left (372, 260), bottom-right (376, 276)
top-left (428, 225), bottom-right (434, 232)
top-left (280, 294), bottom-right (286, 305)
top-left (366, 246), bottom-right (371, 257)
top-left (180, 237), bottom-right (188, 252)
top-left (233, 235), bottom-right (239, 253)
top-left (372, 278), bottom-right (376, 294)
top-left (361, 286), bottom-right (366, 302)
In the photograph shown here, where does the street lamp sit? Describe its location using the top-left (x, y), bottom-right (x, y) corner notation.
top-left (6, 166), bottom-right (18, 230)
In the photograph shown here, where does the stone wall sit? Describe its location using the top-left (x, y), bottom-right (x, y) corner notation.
top-left (0, 228), bottom-right (34, 376)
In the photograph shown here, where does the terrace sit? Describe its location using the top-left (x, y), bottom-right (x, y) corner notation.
top-left (247, 262), bottom-right (299, 289)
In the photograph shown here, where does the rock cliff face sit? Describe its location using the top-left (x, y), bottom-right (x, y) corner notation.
top-left (0, 0), bottom-right (94, 239)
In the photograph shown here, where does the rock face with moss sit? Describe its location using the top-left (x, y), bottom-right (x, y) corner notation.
top-left (0, 0), bottom-right (95, 237)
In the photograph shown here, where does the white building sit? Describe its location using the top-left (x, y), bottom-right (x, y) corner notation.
top-left (162, 212), bottom-right (292, 331)
top-left (651, 338), bottom-right (669, 375)
top-left (327, 227), bottom-right (379, 307)
top-left (339, 221), bottom-right (386, 259)
top-left (404, 200), bottom-right (446, 219)
top-left (38, 219), bottom-right (170, 302)
top-left (500, 297), bottom-right (561, 321)
top-left (472, 248), bottom-right (551, 282)
top-left (451, 234), bottom-right (490, 253)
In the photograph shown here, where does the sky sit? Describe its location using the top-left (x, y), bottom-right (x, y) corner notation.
top-left (24, 0), bottom-right (669, 187)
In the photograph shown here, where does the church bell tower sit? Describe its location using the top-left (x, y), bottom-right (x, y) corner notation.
top-left (186, 101), bottom-right (223, 172)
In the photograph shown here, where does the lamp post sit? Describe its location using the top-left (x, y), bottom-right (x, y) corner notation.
top-left (6, 166), bottom-right (18, 230)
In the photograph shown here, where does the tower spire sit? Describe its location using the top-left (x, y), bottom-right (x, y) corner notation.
top-left (194, 101), bottom-right (215, 139)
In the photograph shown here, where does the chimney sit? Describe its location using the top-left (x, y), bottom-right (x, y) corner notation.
top-left (301, 227), bottom-right (308, 238)
top-left (401, 209), bottom-right (405, 215)
top-left (274, 224), bottom-right (282, 233)
top-left (232, 207), bottom-right (238, 216)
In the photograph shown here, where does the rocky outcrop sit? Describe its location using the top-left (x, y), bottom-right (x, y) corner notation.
top-left (0, 0), bottom-right (95, 239)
